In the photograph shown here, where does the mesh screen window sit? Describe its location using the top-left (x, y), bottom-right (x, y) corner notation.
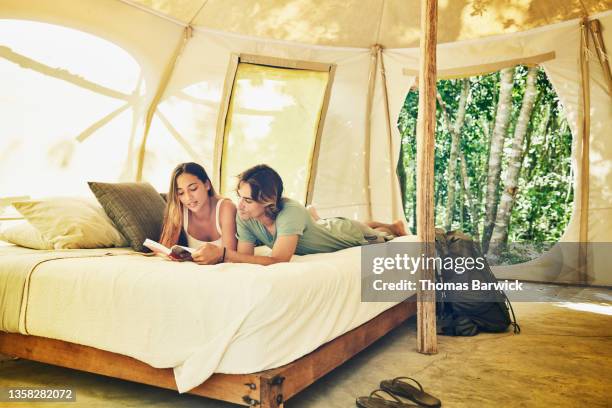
top-left (220, 62), bottom-right (330, 202)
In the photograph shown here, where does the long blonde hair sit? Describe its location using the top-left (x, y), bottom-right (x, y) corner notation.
top-left (159, 162), bottom-right (216, 247)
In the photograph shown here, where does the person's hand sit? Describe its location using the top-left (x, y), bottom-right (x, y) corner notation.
top-left (192, 243), bottom-right (224, 265)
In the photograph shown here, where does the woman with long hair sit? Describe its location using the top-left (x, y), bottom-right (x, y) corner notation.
top-left (159, 162), bottom-right (237, 257)
top-left (192, 164), bottom-right (407, 265)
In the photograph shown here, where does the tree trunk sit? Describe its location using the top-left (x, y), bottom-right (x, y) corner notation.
top-left (436, 87), bottom-right (479, 239)
top-left (565, 166), bottom-right (574, 204)
top-left (397, 145), bottom-right (408, 215)
top-left (412, 125), bottom-right (418, 233)
top-left (481, 116), bottom-right (492, 141)
top-left (477, 116), bottom-right (492, 208)
top-left (412, 174), bottom-right (417, 233)
top-left (443, 79), bottom-right (470, 231)
top-left (525, 101), bottom-right (550, 182)
top-left (482, 67), bottom-right (515, 253)
top-left (459, 182), bottom-right (464, 227)
top-left (460, 153), bottom-right (480, 241)
top-left (488, 66), bottom-right (539, 257)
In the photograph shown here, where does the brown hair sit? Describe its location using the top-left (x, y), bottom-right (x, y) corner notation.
top-left (237, 164), bottom-right (284, 220)
top-left (159, 162), bottom-right (215, 247)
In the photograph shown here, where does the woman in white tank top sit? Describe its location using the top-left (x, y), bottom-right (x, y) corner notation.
top-left (159, 162), bottom-right (237, 253)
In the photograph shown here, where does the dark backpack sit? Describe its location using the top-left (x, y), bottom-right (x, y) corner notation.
top-left (434, 229), bottom-right (520, 336)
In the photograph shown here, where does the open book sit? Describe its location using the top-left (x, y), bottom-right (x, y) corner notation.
top-left (143, 239), bottom-right (195, 261)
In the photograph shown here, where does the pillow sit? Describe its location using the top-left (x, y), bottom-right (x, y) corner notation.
top-left (0, 220), bottom-right (53, 250)
top-left (11, 197), bottom-right (128, 249)
top-left (88, 182), bottom-right (166, 252)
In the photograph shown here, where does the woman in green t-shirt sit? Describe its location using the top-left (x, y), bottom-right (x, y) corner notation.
top-left (192, 164), bottom-right (408, 265)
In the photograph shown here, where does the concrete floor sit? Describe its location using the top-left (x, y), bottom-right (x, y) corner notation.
top-left (1, 283), bottom-right (610, 408)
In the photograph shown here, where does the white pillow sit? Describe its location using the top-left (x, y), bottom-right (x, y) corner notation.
top-left (0, 220), bottom-right (53, 250)
top-left (11, 197), bottom-right (128, 249)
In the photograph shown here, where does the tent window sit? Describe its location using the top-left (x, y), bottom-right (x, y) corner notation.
top-left (216, 55), bottom-right (335, 203)
top-left (397, 65), bottom-right (573, 265)
top-left (0, 20), bottom-right (142, 199)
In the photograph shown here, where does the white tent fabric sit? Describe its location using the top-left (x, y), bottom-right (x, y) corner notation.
top-left (0, 0), bottom-right (611, 285)
top-left (124, 0), bottom-right (611, 48)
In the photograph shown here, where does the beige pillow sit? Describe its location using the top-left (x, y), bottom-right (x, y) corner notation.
top-left (11, 197), bottom-right (128, 249)
top-left (0, 220), bottom-right (53, 249)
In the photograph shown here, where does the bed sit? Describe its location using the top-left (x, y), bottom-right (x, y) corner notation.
top-left (0, 237), bottom-right (418, 407)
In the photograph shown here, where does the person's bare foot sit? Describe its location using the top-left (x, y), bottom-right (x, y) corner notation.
top-left (366, 221), bottom-right (384, 229)
top-left (391, 220), bottom-right (408, 236)
top-left (307, 205), bottom-right (321, 221)
top-left (367, 220), bottom-right (408, 237)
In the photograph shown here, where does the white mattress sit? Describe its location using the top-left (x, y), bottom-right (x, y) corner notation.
top-left (12, 237), bottom-right (417, 392)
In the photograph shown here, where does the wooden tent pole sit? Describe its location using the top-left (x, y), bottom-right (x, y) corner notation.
top-left (376, 47), bottom-right (400, 221)
top-left (364, 45), bottom-right (380, 221)
top-left (578, 18), bottom-right (591, 284)
top-left (588, 20), bottom-right (612, 96)
top-left (416, 0), bottom-right (438, 354)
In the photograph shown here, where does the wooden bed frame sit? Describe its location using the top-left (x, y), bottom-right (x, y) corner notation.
top-left (0, 296), bottom-right (416, 407)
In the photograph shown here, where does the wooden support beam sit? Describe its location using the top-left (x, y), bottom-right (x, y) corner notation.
top-left (416, 0), bottom-right (438, 354)
top-left (578, 18), bottom-right (591, 285)
top-left (377, 46), bottom-right (400, 221)
top-left (588, 20), bottom-right (612, 96)
top-left (364, 45), bottom-right (380, 221)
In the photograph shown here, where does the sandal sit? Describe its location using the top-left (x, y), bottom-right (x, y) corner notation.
top-left (356, 388), bottom-right (419, 408)
top-left (380, 377), bottom-right (441, 408)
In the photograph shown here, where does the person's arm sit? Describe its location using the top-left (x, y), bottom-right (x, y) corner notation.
top-left (227, 234), bottom-right (298, 265)
top-left (193, 200), bottom-right (306, 265)
top-left (237, 240), bottom-right (255, 255)
top-left (218, 199), bottom-right (238, 251)
top-left (193, 235), bottom-right (299, 266)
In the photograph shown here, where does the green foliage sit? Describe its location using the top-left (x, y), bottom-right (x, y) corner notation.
top-left (396, 67), bottom-right (573, 262)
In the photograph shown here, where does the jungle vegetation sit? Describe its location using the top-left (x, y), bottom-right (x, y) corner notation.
top-left (397, 66), bottom-right (573, 264)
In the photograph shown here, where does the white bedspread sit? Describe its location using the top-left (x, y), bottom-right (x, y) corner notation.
top-left (5, 237), bottom-right (417, 392)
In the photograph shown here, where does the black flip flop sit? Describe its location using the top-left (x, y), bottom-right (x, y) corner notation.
top-left (380, 377), bottom-right (441, 408)
top-left (356, 388), bottom-right (420, 408)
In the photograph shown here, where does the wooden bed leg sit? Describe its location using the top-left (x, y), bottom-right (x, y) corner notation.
top-left (259, 374), bottom-right (285, 408)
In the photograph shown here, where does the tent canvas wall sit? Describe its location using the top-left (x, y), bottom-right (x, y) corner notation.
top-left (1, 0), bottom-right (611, 286)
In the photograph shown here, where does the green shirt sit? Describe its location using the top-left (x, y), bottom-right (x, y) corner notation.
top-left (235, 198), bottom-right (373, 255)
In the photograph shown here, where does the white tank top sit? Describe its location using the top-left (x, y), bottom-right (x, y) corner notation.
top-left (183, 198), bottom-right (227, 249)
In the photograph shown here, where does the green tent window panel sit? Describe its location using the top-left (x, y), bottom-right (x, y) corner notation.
top-left (219, 59), bottom-right (334, 203)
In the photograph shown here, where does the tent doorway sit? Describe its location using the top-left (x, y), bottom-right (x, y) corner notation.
top-left (397, 65), bottom-right (574, 266)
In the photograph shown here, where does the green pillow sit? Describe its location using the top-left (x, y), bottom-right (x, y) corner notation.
top-left (88, 182), bottom-right (166, 252)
